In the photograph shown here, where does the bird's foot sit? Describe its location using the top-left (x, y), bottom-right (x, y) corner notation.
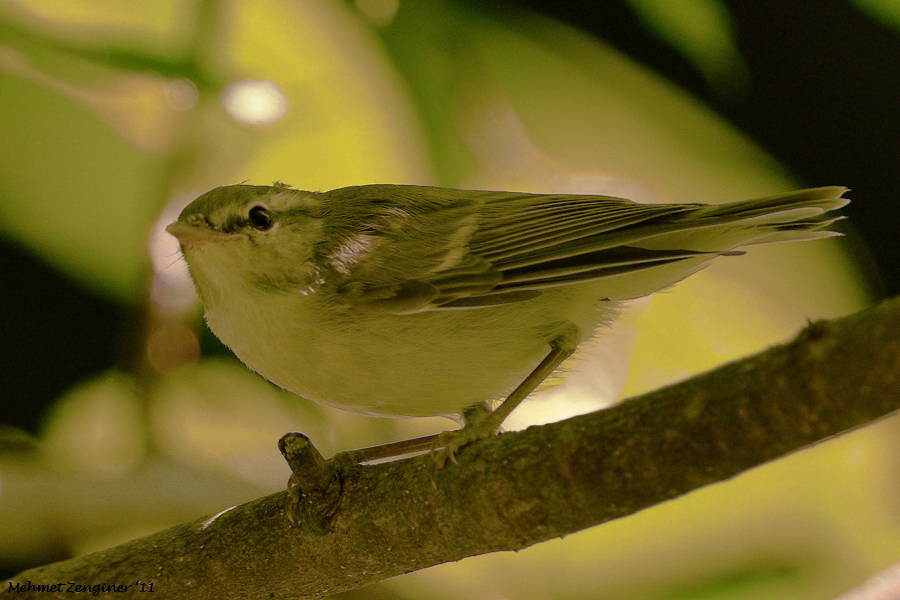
top-left (431, 405), bottom-right (501, 469)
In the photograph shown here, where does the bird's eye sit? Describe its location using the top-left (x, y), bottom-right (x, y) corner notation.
top-left (247, 205), bottom-right (274, 230)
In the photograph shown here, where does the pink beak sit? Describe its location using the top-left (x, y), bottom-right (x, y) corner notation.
top-left (166, 222), bottom-right (233, 245)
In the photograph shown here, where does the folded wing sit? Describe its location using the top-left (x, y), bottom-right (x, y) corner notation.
top-left (320, 185), bottom-right (848, 312)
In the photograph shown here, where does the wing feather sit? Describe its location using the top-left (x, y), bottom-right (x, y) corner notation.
top-left (315, 185), bottom-right (847, 313)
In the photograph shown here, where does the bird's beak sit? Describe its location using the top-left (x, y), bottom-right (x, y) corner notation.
top-left (166, 221), bottom-right (233, 245)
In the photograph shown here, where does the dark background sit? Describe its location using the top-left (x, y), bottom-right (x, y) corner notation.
top-left (2, 0), bottom-right (896, 434)
top-left (517, 0), bottom-right (897, 292)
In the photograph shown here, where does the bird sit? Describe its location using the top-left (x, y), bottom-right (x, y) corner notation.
top-left (167, 183), bottom-right (848, 462)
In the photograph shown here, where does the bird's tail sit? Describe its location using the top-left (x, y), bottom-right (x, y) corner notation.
top-left (637, 186), bottom-right (849, 252)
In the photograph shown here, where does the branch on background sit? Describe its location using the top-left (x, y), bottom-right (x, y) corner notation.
top-left (8, 296), bottom-right (900, 600)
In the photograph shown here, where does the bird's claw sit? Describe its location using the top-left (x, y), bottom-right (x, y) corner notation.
top-left (430, 417), bottom-right (499, 471)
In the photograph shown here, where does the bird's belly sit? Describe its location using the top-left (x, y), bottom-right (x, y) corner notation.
top-left (204, 287), bottom-right (614, 417)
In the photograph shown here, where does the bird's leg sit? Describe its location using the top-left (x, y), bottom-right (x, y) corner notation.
top-left (325, 403), bottom-right (492, 467)
top-left (328, 330), bottom-right (579, 467)
top-left (475, 333), bottom-right (578, 434)
top-left (329, 432), bottom-right (445, 466)
top-left (431, 331), bottom-right (579, 467)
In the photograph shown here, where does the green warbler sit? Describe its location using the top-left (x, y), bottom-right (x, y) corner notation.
top-left (167, 183), bottom-right (848, 457)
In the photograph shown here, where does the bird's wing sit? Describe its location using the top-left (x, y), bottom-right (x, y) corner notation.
top-left (457, 186), bottom-right (848, 304)
top-left (318, 185), bottom-right (848, 313)
top-left (317, 185), bottom-right (502, 313)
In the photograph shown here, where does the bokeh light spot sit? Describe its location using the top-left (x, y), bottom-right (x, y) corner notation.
top-left (221, 79), bottom-right (289, 126)
top-left (165, 78), bottom-right (199, 111)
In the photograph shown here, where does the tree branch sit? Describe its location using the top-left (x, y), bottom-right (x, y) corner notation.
top-left (8, 296), bottom-right (900, 599)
